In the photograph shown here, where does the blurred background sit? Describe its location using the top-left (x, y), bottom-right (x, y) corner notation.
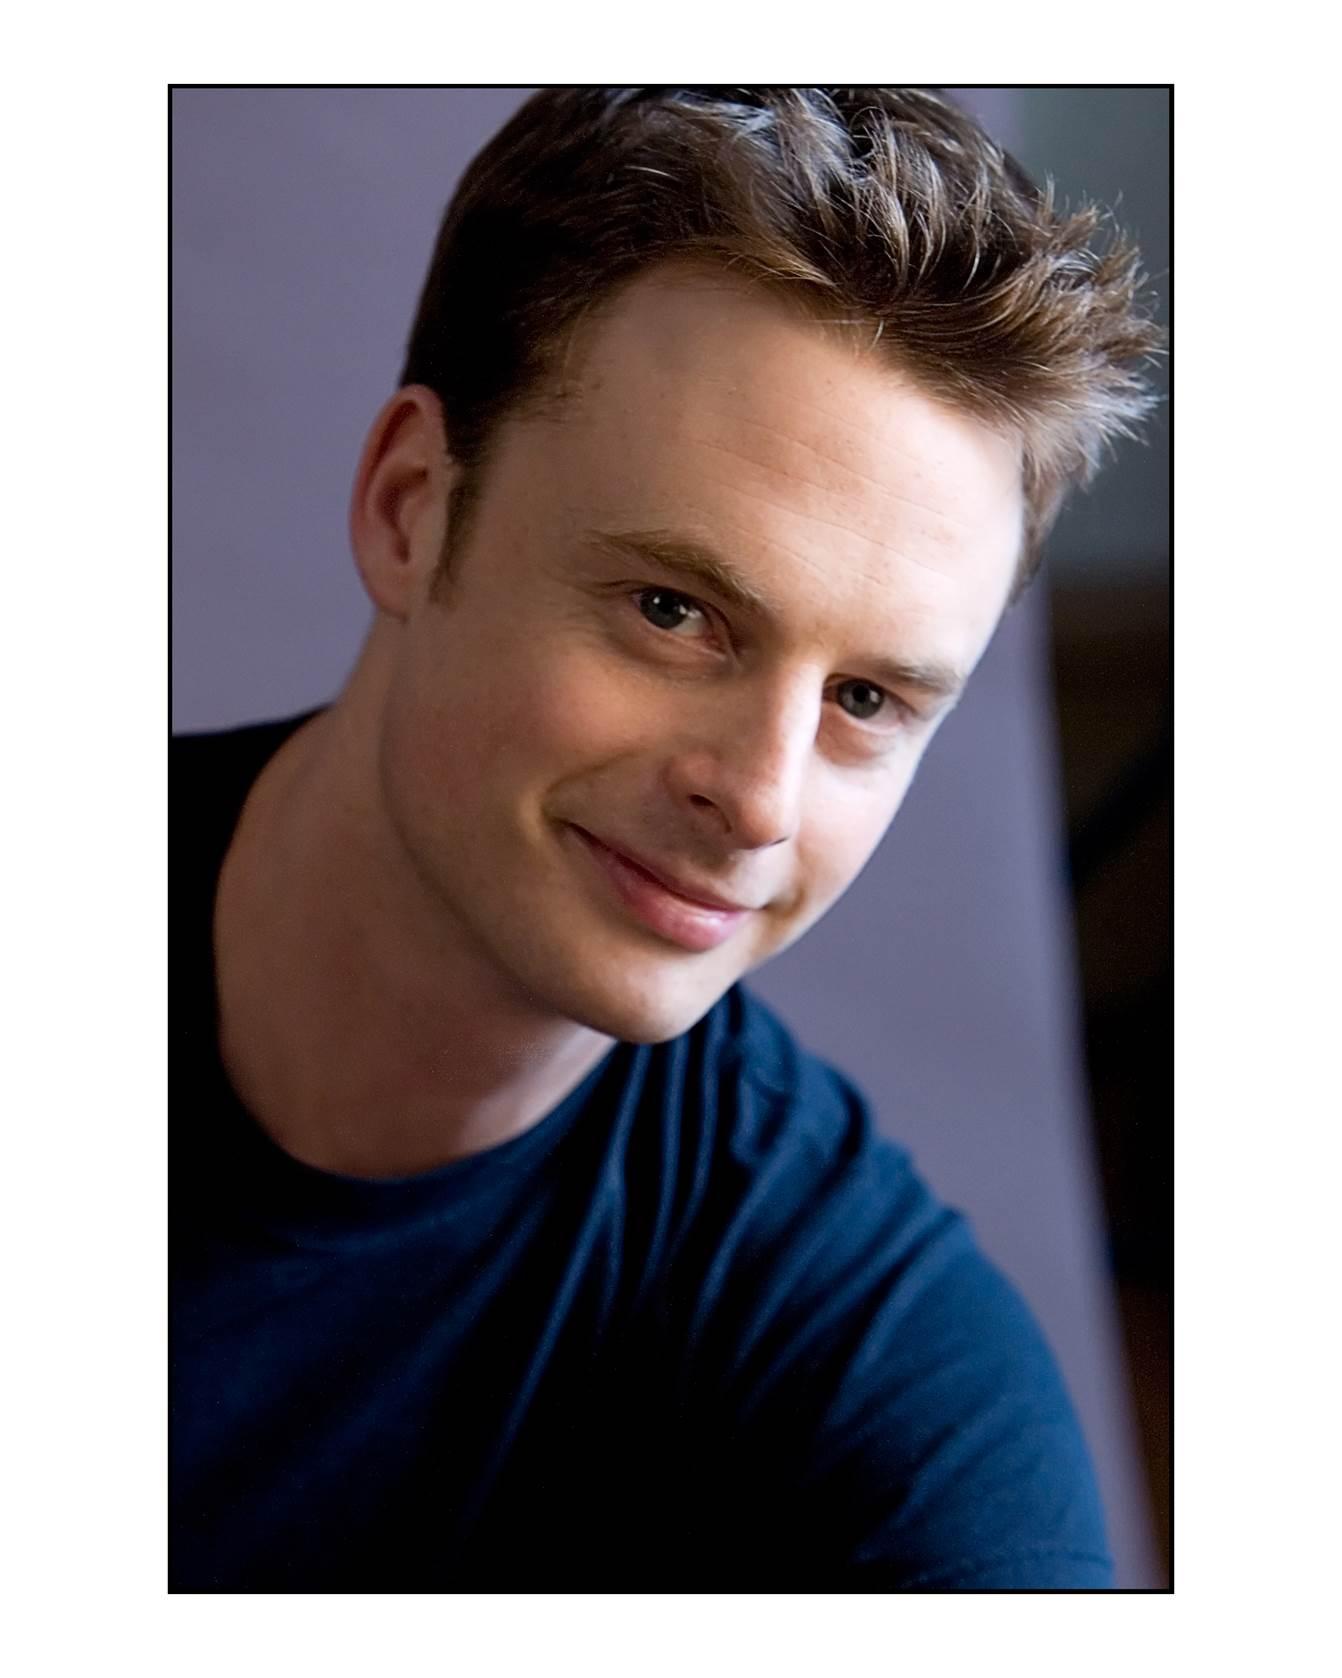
top-left (171, 86), bottom-right (1170, 1587)
top-left (952, 88), bottom-right (1171, 1586)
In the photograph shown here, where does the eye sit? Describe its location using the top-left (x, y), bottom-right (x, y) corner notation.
top-left (833, 678), bottom-right (888, 722)
top-left (635, 587), bottom-right (707, 635)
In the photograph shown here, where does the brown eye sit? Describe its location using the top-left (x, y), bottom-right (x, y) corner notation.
top-left (835, 678), bottom-right (886, 721)
top-left (637, 588), bottom-right (700, 632)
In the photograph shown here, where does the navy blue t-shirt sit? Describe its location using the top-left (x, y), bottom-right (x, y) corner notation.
top-left (171, 713), bottom-right (1112, 1592)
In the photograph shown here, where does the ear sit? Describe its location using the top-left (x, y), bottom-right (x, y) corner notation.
top-left (348, 385), bottom-right (458, 620)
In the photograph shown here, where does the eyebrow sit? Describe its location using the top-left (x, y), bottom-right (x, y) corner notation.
top-left (586, 527), bottom-right (778, 618)
top-left (583, 526), bottom-right (970, 704)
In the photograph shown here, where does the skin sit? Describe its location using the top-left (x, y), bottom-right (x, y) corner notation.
top-left (212, 267), bottom-right (1024, 1178)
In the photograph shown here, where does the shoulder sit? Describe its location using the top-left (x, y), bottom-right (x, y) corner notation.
top-left (656, 986), bottom-right (1113, 1589)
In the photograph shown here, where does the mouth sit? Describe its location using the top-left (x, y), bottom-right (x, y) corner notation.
top-left (565, 826), bottom-right (752, 953)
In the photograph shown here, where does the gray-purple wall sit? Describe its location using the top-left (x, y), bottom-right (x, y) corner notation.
top-left (172, 86), bottom-right (1163, 1586)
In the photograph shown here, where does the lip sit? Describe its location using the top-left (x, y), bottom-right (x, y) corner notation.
top-left (566, 826), bottom-right (752, 953)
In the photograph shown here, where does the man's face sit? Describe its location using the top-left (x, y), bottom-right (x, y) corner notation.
top-left (375, 269), bottom-right (1023, 1042)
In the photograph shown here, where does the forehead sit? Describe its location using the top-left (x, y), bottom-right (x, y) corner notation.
top-left (498, 268), bottom-right (1024, 654)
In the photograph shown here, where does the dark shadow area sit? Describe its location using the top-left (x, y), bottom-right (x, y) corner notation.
top-left (1050, 577), bottom-right (1171, 1584)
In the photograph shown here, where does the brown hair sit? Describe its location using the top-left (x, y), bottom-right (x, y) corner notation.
top-left (401, 86), bottom-right (1164, 598)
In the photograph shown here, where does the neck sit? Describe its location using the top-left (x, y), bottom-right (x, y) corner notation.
top-left (212, 639), bottom-right (613, 1179)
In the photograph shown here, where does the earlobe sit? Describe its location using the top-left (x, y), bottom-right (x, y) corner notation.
top-left (349, 386), bottom-right (453, 620)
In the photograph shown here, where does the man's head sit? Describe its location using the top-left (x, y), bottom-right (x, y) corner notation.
top-left (346, 89), bottom-right (1160, 1045)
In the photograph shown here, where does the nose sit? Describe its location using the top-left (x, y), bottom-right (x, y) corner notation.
top-left (663, 679), bottom-right (820, 851)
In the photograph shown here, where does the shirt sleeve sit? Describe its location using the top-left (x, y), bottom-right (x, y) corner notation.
top-left (670, 1056), bottom-right (1115, 1591)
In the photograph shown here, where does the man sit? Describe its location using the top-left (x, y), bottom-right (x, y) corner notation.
top-left (172, 87), bottom-right (1161, 1591)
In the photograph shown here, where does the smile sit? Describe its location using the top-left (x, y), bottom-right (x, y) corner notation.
top-left (566, 826), bottom-right (752, 953)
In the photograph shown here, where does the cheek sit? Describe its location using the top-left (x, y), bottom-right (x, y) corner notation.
top-left (508, 649), bottom-right (659, 784)
top-left (796, 768), bottom-right (914, 907)
top-left (400, 629), bottom-right (657, 812)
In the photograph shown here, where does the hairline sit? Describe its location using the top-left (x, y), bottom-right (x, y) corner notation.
top-left (433, 259), bottom-right (1033, 601)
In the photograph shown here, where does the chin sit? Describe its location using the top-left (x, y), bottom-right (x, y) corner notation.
top-left (544, 958), bottom-right (732, 1046)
